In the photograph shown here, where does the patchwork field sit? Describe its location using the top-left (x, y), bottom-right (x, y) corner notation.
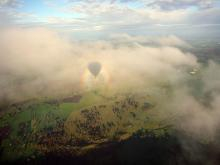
top-left (0, 86), bottom-right (175, 162)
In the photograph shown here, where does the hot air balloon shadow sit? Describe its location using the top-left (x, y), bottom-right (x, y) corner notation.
top-left (88, 62), bottom-right (102, 78)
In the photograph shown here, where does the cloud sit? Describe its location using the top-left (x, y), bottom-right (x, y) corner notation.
top-left (0, 27), bottom-right (197, 103)
top-left (0, 0), bottom-right (219, 38)
top-left (0, 27), bottom-right (220, 161)
top-left (0, 0), bottom-right (22, 8)
top-left (48, 0), bottom-right (219, 36)
top-left (156, 58), bottom-right (220, 143)
top-left (109, 33), bottom-right (191, 47)
top-left (169, 84), bottom-right (220, 142)
top-left (188, 7), bottom-right (220, 24)
top-left (0, 0), bottom-right (25, 27)
top-left (147, 0), bottom-right (214, 10)
top-left (66, 0), bottom-right (215, 11)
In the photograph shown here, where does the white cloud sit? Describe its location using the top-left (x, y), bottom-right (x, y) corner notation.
top-left (0, 27), bottom-right (197, 102)
top-left (109, 33), bottom-right (191, 47)
top-left (0, 0), bottom-right (219, 37)
top-left (0, 0), bottom-right (22, 8)
top-left (146, 0), bottom-right (214, 10)
top-left (1, 27), bottom-right (220, 153)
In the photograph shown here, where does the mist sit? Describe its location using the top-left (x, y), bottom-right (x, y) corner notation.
top-left (0, 27), bottom-right (220, 162)
top-left (0, 27), bottom-right (197, 101)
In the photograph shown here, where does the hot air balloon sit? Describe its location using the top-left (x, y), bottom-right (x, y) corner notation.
top-left (88, 62), bottom-right (102, 77)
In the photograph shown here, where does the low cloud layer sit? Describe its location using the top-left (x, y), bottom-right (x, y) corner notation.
top-left (0, 28), bottom-right (220, 146)
top-left (0, 27), bottom-right (197, 102)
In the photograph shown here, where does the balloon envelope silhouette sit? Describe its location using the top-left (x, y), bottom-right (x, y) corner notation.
top-left (88, 62), bottom-right (102, 77)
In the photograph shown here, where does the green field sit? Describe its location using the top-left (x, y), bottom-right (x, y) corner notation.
top-left (0, 84), bottom-right (186, 162)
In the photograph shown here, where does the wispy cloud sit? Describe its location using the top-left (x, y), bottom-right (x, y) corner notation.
top-left (0, 0), bottom-right (22, 8)
top-left (147, 0), bottom-right (214, 10)
top-left (0, 0), bottom-right (219, 38)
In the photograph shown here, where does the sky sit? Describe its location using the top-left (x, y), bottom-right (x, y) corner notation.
top-left (0, 0), bottom-right (220, 39)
